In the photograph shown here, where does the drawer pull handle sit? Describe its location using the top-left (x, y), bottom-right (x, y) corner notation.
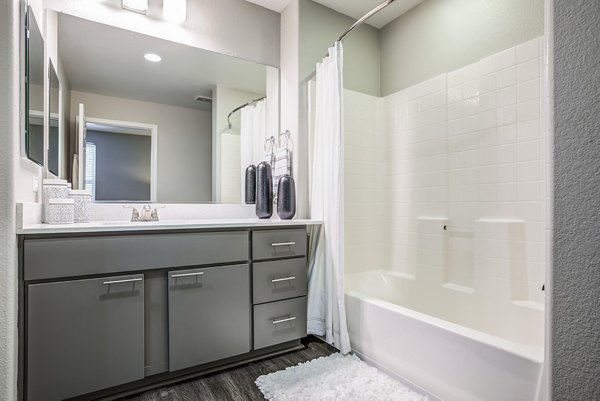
top-left (272, 276), bottom-right (296, 283)
top-left (271, 242), bottom-right (296, 247)
top-left (102, 278), bottom-right (143, 285)
top-left (172, 272), bottom-right (205, 278)
top-left (272, 316), bottom-right (296, 325)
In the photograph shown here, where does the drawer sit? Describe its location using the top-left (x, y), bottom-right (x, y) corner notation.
top-left (253, 258), bottom-right (307, 304)
top-left (24, 231), bottom-right (248, 281)
top-left (253, 297), bottom-right (307, 350)
top-left (252, 229), bottom-right (307, 261)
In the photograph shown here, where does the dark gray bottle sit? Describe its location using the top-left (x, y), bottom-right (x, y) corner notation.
top-left (256, 162), bottom-right (273, 219)
top-left (245, 165), bottom-right (256, 204)
top-left (277, 175), bottom-right (296, 219)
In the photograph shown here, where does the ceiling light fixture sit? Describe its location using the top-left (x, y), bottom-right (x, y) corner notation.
top-left (163, 0), bottom-right (187, 23)
top-left (122, 0), bottom-right (148, 14)
top-left (144, 53), bottom-right (162, 62)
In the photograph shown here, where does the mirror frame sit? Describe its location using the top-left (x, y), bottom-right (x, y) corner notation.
top-left (48, 60), bottom-right (60, 177)
top-left (23, 2), bottom-right (45, 169)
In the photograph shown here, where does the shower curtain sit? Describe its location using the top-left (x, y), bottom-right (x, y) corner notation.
top-left (240, 99), bottom-right (267, 191)
top-left (307, 42), bottom-right (351, 354)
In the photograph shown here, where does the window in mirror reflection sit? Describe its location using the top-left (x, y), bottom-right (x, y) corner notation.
top-left (84, 123), bottom-right (153, 202)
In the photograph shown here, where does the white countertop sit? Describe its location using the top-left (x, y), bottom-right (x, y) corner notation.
top-left (17, 218), bottom-right (322, 235)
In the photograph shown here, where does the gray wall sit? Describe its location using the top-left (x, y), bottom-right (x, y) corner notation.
top-left (299, 0), bottom-right (381, 96)
top-left (552, 0), bottom-right (600, 399)
top-left (380, 0), bottom-right (544, 95)
top-left (71, 91), bottom-right (212, 204)
top-left (86, 130), bottom-right (151, 202)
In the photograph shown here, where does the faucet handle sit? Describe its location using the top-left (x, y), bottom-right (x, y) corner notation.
top-left (122, 205), bottom-right (140, 222)
top-left (150, 205), bottom-right (165, 221)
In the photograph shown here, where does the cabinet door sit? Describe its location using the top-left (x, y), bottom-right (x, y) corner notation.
top-left (168, 264), bottom-right (251, 371)
top-left (27, 274), bottom-right (145, 401)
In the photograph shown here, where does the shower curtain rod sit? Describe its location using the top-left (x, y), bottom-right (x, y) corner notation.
top-left (336, 0), bottom-right (396, 43)
top-left (227, 96), bottom-right (266, 129)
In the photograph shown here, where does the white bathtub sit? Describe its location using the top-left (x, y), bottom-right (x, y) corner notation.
top-left (345, 270), bottom-right (544, 401)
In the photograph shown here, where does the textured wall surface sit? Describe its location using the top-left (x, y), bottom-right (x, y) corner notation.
top-left (552, 0), bottom-right (600, 399)
top-left (0, 0), bottom-right (19, 399)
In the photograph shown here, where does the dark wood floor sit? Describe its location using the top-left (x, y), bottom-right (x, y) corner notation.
top-left (120, 339), bottom-right (336, 401)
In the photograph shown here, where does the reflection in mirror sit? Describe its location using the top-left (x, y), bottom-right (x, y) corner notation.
top-left (26, 6), bottom-right (44, 166)
top-left (48, 62), bottom-right (60, 176)
top-left (58, 14), bottom-right (277, 204)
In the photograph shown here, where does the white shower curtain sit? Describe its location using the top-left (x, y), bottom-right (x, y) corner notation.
top-left (307, 42), bottom-right (351, 354)
top-left (240, 99), bottom-right (267, 192)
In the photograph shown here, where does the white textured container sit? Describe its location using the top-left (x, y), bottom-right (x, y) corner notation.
top-left (69, 190), bottom-right (92, 223)
top-left (69, 189), bottom-right (92, 223)
top-left (46, 198), bottom-right (74, 224)
top-left (42, 179), bottom-right (69, 223)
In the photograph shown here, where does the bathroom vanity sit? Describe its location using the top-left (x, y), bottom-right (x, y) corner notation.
top-left (18, 221), bottom-right (316, 401)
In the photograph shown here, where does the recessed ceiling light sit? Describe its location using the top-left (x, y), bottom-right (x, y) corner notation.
top-left (163, 0), bottom-right (187, 23)
top-left (144, 53), bottom-right (162, 62)
top-left (122, 0), bottom-right (148, 14)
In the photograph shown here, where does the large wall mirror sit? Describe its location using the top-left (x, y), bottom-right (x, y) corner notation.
top-left (25, 5), bottom-right (45, 167)
top-left (57, 14), bottom-right (278, 204)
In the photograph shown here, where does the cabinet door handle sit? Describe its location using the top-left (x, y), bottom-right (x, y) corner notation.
top-left (102, 278), bottom-right (143, 285)
top-left (171, 272), bottom-right (205, 278)
top-left (271, 276), bottom-right (296, 283)
top-left (271, 242), bottom-right (296, 247)
top-left (272, 316), bottom-right (296, 325)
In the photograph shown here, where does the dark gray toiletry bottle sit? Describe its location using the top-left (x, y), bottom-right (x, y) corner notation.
top-left (245, 165), bottom-right (256, 204)
top-left (277, 175), bottom-right (296, 219)
top-left (256, 162), bottom-right (273, 218)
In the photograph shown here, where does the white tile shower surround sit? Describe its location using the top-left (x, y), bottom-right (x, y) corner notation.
top-left (343, 36), bottom-right (547, 401)
top-left (345, 37), bottom-right (546, 308)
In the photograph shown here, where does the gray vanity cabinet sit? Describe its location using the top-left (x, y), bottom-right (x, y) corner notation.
top-left (20, 226), bottom-right (311, 400)
top-left (168, 264), bottom-right (251, 371)
top-left (26, 274), bottom-right (145, 401)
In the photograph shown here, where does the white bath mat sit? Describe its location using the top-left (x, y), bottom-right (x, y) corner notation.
top-left (255, 353), bottom-right (429, 401)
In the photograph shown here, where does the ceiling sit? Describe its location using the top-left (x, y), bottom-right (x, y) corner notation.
top-left (244, 0), bottom-right (293, 13)
top-left (245, 0), bottom-right (425, 29)
top-left (58, 14), bottom-right (267, 111)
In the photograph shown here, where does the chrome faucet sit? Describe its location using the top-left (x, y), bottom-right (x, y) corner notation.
top-left (140, 204), bottom-right (153, 221)
top-left (123, 205), bottom-right (163, 222)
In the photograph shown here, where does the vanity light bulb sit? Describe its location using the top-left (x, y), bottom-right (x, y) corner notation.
top-left (144, 53), bottom-right (162, 62)
top-left (122, 0), bottom-right (148, 14)
top-left (163, 0), bottom-right (187, 23)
